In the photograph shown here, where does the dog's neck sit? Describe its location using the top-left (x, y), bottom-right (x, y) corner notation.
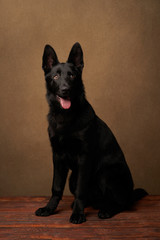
top-left (47, 99), bottom-right (95, 135)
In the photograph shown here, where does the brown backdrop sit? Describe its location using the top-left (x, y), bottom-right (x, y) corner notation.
top-left (0, 0), bottom-right (160, 196)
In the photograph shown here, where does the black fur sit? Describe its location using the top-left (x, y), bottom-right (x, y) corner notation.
top-left (35, 43), bottom-right (147, 224)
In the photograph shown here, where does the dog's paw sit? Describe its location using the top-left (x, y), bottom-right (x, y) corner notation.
top-left (35, 207), bottom-right (55, 217)
top-left (98, 210), bottom-right (112, 219)
top-left (70, 213), bottom-right (86, 224)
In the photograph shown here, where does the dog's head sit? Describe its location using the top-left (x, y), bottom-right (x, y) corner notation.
top-left (42, 43), bottom-right (85, 110)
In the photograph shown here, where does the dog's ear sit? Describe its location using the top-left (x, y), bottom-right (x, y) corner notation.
top-left (67, 42), bottom-right (84, 71)
top-left (42, 45), bottom-right (59, 74)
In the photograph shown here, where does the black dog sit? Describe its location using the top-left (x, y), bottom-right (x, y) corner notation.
top-left (35, 43), bottom-right (147, 224)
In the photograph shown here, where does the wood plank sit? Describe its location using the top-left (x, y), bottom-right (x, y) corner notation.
top-left (0, 196), bottom-right (160, 239)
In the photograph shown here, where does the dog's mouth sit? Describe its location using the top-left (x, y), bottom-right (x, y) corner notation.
top-left (56, 95), bottom-right (71, 110)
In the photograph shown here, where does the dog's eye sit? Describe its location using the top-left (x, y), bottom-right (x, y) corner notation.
top-left (68, 73), bottom-right (75, 79)
top-left (53, 74), bottom-right (60, 80)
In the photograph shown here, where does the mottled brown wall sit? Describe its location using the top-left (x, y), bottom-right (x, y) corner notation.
top-left (0, 0), bottom-right (160, 196)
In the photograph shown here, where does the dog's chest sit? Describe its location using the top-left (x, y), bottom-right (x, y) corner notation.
top-left (51, 134), bottom-right (83, 155)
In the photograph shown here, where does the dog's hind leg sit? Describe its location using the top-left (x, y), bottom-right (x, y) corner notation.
top-left (98, 196), bottom-right (123, 219)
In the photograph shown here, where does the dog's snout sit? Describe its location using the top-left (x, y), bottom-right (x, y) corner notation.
top-left (61, 86), bottom-right (70, 96)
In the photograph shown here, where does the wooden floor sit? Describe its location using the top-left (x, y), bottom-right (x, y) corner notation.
top-left (0, 196), bottom-right (160, 239)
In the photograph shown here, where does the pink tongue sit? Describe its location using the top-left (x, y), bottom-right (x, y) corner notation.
top-left (59, 97), bottom-right (71, 109)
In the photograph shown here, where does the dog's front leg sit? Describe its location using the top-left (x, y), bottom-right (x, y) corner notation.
top-left (35, 152), bottom-right (68, 217)
top-left (70, 155), bottom-right (91, 224)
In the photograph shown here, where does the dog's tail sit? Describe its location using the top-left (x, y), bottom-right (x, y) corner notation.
top-left (133, 188), bottom-right (148, 202)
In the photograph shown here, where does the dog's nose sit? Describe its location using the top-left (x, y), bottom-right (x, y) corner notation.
top-left (61, 87), bottom-right (69, 96)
